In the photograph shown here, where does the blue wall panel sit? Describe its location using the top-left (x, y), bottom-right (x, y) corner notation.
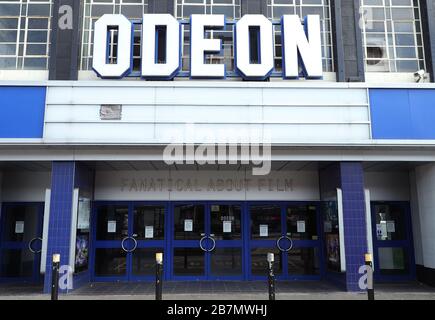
top-left (0, 86), bottom-right (46, 138)
top-left (44, 162), bottom-right (75, 293)
top-left (370, 89), bottom-right (435, 139)
top-left (340, 163), bottom-right (367, 292)
top-left (319, 162), bottom-right (367, 292)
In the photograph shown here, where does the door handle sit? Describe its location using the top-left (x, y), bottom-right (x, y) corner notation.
top-left (121, 237), bottom-right (138, 253)
top-left (199, 236), bottom-right (216, 252)
top-left (276, 236), bottom-right (293, 252)
top-left (28, 237), bottom-right (42, 254)
top-left (208, 236), bottom-right (216, 252)
top-left (199, 236), bottom-right (208, 252)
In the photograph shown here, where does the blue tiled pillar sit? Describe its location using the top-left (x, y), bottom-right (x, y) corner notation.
top-left (44, 162), bottom-right (76, 293)
top-left (340, 162), bottom-right (368, 292)
top-left (319, 162), bottom-right (367, 292)
top-left (44, 162), bottom-right (94, 293)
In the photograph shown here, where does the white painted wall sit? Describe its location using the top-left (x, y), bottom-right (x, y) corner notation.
top-left (364, 171), bottom-right (410, 201)
top-left (365, 72), bottom-right (431, 83)
top-left (44, 82), bottom-right (370, 144)
top-left (1, 171), bottom-right (51, 202)
top-left (414, 163), bottom-right (435, 269)
top-left (0, 70), bottom-right (48, 81)
top-left (94, 170), bottom-right (320, 201)
top-left (77, 71), bottom-right (338, 82)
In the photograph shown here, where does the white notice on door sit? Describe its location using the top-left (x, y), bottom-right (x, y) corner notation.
top-left (377, 222), bottom-right (388, 239)
top-left (259, 224), bottom-right (268, 237)
top-left (387, 221), bottom-right (396, 233)
top-left (145, 226), bottom-right (154, 239)
top-left (15, 221), bottom-right (24, 234)
top-left (297, 221), bottom-right (306, 233)
top-left (223, 221), bottom-right (232, 233)
top-left (184, 219), bottom-right (193, 232)
top-left (107, 220), bottom-right (116, 233)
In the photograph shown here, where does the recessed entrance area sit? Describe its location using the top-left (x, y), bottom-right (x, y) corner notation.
top-left (85, 161), bottom-right (419, 284)
top-left (0, 160), bottom-right (425, 289)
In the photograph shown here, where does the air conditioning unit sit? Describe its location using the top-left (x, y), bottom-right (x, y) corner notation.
top-left (365, 37), bottom-right (388, 72)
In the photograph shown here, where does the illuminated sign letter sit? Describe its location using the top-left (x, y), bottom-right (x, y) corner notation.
top-left (190, 14), bottom-right (226, 78)
top-left (93, 14), bottom-right (133, 78)
top-left (235, 15), bottom-right (274, 80)
top-left (282, 15), bottom-right (322, 79)
top-left (142, 14), bottom-right (181, 79)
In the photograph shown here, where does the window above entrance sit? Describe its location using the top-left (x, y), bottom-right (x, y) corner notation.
top-left (360, 0), bottom-right (426, 73)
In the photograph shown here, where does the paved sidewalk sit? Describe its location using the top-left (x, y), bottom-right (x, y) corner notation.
top-left (0, 281), bottom-right (434, 300)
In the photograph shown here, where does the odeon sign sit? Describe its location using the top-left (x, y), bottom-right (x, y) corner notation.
top-left (93, 14), bottom-right (323, 80)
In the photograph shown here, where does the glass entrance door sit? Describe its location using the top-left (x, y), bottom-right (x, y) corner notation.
top-left (93, 203), bottom-right (167, 281)
top-left (249, 203), bottom-right (322, 280)
top-left (171, 203), bottom-right (244, 280)
top-left (209, 203), bottom-right (243, 279)
top-left (171, 203), bottom-right (206, 279)
top-left (371, 202), bottom-right (415, 281)
top-left (0, 203), bottom-right (44, 282)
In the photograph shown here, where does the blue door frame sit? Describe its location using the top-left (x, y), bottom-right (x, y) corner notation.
top-left (90, 201), bottom-right (170, 282)
top-left (169, 201), bottom-right (245, 281)
top-left (90, 201), bottom-right (324, 282)
top-left (247, 201), bottom-right (325, 281)
top-left (370, 201), bottom-right (416, 282)
top-left (0, 202), bottom-right (44, 283)
top-left (130, 201), bottom-right (169, 282)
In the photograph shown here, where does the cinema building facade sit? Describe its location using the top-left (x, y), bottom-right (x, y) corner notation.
top-left (1, 0), bottom-right (435, 293)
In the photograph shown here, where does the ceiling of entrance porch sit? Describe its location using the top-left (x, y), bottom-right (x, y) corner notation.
top-left (84, 161), bottom-right (321, 171)
top-left (84, 161), bottom-right (425, 172)
top-left (0, 161), bottom-right (51, 172)
top-left (0, 161), bottom-right (424, 173)
top-left (362, 162), bottom-right (427, 172)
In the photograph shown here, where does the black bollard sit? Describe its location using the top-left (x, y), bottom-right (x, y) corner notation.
top-left (51, 254), bottom-right (60, 301)
top-left (365, 254), bottom-right (375, 301)
top-left (267, 253), bottom-right (276, 301)
top-left (155, 252), bottom-right (163, 300)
